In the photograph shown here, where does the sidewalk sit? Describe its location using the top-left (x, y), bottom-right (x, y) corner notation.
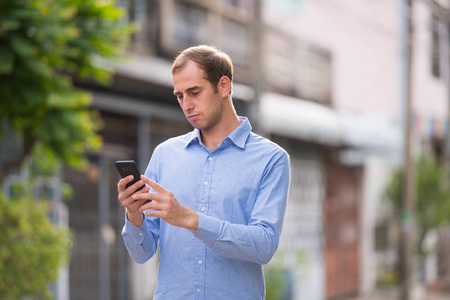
top-left (348, 288), bottom-right (450, 300)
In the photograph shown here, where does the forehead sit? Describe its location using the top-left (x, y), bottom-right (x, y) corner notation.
top-left (172, 60), bottom-right (208, 91)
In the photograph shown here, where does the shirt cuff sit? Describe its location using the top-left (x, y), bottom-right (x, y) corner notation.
top-left (194, 213), bottom-right (222, 248)
top-left (123, 212), bottom-right (147, 245)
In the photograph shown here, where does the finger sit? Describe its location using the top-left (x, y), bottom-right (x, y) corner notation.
top-left (121, 194), bottom-right (150, 213)
top-left (132, 191), bottom-right (164, 203)
top-left (120, 179), bottom-right (145, 200)
top-left (121, 198), bottom-right (141, 209)
top-left (145, 209), bottom-right (164, 219)
top-left (118, 175), bottom-right (134, 191)
top-left (141, 175), bottom-right (167, 194)
top-left (138, 201), bottom-right (160, 212)
top-left (119, 185), bottom-right (149, 207)
top-left (129, 179), bottom-right (146, 193)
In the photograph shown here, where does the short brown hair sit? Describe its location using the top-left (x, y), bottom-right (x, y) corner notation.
top-left (172, 45), bottom-right (233, 93)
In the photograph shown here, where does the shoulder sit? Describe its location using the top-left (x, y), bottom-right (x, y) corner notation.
top-left (247, 132), bottom-right (288, 155)
top-left (247, 132), bottom-right (290, 165)
top-left (148, 132), bottom-right (192, 171)
top-left (153, 132), bottom-right (192, 153)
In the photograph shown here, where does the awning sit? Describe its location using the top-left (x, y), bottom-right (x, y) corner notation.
top-left (339, 111), bottom-right (402, 154)
top-left (260, 92), bottom-right (402, 155)
top-left (260, 93), bottom-right (345, 146)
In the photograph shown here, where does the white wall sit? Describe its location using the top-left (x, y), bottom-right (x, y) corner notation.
top-left (130, 257), bottom-right (158, 300)
top-left (360, 157), bottom-right (393, 294)
top-left (274, 157), bottom-right (325, 300)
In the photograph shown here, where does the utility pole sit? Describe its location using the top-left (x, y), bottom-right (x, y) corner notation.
top-left (250, 0), bottom-right (263, 134)
top-left (400, 0), bottom-right (415, 299)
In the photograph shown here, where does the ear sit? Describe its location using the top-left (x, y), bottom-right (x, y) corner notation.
top-left (218, 76), bottom-right (231, 98)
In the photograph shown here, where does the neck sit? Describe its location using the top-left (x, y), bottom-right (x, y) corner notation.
top-left (201, 114), bottom-right (241, 152)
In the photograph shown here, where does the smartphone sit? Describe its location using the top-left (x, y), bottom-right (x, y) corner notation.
top-left (115, 160), bottom-right (146, 196)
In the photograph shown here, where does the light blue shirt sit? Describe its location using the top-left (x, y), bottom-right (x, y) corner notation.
top-left (122, 117), bottom-right (290, 299)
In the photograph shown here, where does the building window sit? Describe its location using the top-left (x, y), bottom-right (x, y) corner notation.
top-left (265, 29), bottom-right (295, 93)
top-left (172, 1), bottom-right (209, 49)
top-left (117, 0), bottom-right (147, 47)
top-left (265, 28), bottom-right (332, 104)
top-left (117, 0), bottom-right (146, 24)
top-left (159, 0), bottom-right (253, 71)
top-left (374, 223), bottom-right (389, 251)
top-left (295, 42), bottom-right (332, 104)
top-left (219, 18), bottom-right (250, 65)
top-left (432, 15), bottom-right (440, 77)
top-left (220, 0), bottom-right (253, 12)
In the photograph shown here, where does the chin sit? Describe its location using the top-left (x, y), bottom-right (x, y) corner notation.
top-left (189, 120), bottom-right (201, 129)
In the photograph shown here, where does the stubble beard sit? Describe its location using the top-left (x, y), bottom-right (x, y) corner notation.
top-left (191, 93), bottom-right (225, 133)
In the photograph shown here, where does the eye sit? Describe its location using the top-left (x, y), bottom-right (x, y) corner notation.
top-left (191, 91), bottom-right (200, 96)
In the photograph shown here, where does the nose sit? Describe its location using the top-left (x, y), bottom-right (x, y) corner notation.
top-left (180, 95), bottom-right (194, 111)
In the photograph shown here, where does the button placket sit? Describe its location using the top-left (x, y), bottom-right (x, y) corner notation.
top-left (194, 153), bottom-right (213, 299)
top-left (200, 153), bottom-right (215, 214)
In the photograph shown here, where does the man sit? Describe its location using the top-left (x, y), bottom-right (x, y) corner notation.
top-left (117, 45), bottom-right (290, 299)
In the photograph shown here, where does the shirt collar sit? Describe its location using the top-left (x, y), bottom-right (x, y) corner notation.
top-left (184, 116), bottom-right (252, 149)
top-left (228, 116), bottom-right (252, 149)
top-left (184, 128), bottom-right (201, 148)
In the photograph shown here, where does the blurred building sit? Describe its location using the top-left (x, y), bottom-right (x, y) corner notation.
top-left (25, 0), bottom-right (447, 300)
top-left (262, 1), bottom-right (450, 300)
top-left (412, 0), bottom-right (450, 291)
top-left (263, 1), bottom-right (402, 300)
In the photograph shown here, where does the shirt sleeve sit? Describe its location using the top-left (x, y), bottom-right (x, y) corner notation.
top-left (121, 147), bottom-right (162, 264)
top-left (121, 214), bottom-right (160, 264)
top-left (194, 151), bottom-right (291, 265)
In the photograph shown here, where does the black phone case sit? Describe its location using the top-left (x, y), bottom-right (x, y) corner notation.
top-left (115, 160), bottom-right (145, 193)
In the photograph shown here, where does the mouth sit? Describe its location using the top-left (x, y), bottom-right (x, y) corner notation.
top-left (186, 114), bottom-right (200, 122)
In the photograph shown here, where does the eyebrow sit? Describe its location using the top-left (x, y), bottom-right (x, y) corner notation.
top-left (173, 85), bottom-right (201, 96)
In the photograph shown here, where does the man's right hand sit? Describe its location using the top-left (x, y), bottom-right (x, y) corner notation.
top-left (117, 175), bottom-right (151, 227)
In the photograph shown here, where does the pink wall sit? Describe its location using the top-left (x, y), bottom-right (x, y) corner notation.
top-left (263, 0), bottom-right (403, 120)
top-left (412, 1), bottom-right (448, 134)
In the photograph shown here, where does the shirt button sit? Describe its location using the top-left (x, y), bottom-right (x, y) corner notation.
top-left (201, 207), bottom-right (206, 211)
top-left (138, 232), bottom-right (143, 236)
top-left (198, 260), bottom-right (203, 264)
top-left (208, 157), bottom-right (213, 161)
top-left (203, 181), bottom-right (208, 185)
top-left (197, 288), bottom-right (201, 293)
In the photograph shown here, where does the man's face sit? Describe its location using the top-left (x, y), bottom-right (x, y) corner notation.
top-left (173, 60), bottom-right (224, 131)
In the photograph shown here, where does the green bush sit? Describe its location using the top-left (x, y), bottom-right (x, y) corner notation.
top-left (265, 267), bottom-right (290, 300)
top-left (0, 194), bottom-right (72, 299)
top-left (385, 155), bottom-right (450, 253)
top-left (376, 270), bottom-right (399, 287)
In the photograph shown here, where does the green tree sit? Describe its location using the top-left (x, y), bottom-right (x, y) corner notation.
top-left (0, 1), bottom-right (133, 298)
top-left (386, 155), bottom-right (450, 253)
top-left (0, 193), bottom-right (73, 299)
top-left (0, 0), bottom-right (133, 182)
